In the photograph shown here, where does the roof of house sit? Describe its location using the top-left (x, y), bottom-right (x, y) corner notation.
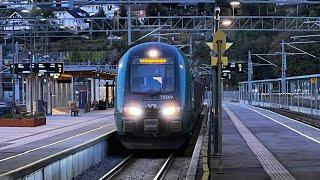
top-left (51, 7), bottom-right (89, 18)
top-left (67, 10), bottom-right (83, 18)
top-left (8, 10), bottom-right (29, 19)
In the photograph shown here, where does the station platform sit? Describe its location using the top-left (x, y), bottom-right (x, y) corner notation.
top-left (211, 102), bottom-right (320, 180)
top-left (0, 109), bottom-right (116, 176)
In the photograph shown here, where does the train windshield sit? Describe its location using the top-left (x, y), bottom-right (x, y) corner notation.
top-left (130, 63), bottom-right (174, 93)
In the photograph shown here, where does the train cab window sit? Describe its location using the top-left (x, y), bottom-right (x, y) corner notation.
top-left (130, 60), bottom-right (174, 93)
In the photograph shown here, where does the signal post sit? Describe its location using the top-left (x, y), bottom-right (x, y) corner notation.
top-left (207, 5), bottom-right (233, 172)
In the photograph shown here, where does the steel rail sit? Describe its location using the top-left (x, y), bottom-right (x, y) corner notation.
top-left (99, 154), bottom-right (135, 180)
top-left (153, 153), bottom-right (175, 180)
top-left (100, 153), bottom-right (174, 180)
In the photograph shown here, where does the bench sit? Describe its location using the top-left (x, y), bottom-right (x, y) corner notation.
top-left (70, 103), bottom-right (79, 116)
top-left (92, 100), bottom-right (99, 110)
top-left (16, 104), bottom-right (27, 115)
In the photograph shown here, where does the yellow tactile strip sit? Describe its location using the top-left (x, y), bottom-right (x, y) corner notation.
top-left (201, 114), bottom-right (210, 180)
top-left (224, 105), bottom-right (296, 180)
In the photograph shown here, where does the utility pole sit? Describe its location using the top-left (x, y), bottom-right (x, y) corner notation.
top-left (158, 12), bottom-right (161, 43)
top-left (215, 33), bottom-right (222, 158)
top-left (281, 39), bottom-right (287, 108)
top-left (248, 50), bottom-right (253, 105)
top-left (127, 5), bottom-right (132, 46)
top-left (212, 6), bottom-right (221, 157)
top-left (212, 0), bottom-right (228, 173)
top-left (0, 45), bottom-right (3, 100)
top-left (14, 42), bottom-right (18, 103)
top-left (189, 35), bottom-right (193, 59)
top-left (11, 26), bottom-right (17, 110)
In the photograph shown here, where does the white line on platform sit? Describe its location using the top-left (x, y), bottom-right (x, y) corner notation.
top-left (224, 105), bottom-right (296, 180)
top-left (239, 103), bottom-right (320, 132)
top-left (0, 123), bottom-right (115, 163)
top-left (0, 114), bottom-right (114, 151)
top-left (0, 129), bottom-right (116, 178)
top-left (238, 104), bottom-right (320, 144)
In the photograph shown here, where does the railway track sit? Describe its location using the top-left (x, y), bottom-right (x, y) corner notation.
top-left (100, 153), bottom-right (175, 180)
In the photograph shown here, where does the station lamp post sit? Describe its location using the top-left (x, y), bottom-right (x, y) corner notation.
top-left (230, 1), bottom-right (240, 17)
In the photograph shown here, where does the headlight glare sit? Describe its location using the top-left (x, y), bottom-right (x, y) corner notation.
top-left (124, 105), bottom-right (143, 118)
top-left (161, 104), bottom-right (180, 118)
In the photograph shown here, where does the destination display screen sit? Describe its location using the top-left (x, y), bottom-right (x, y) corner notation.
top-left (11, 63), bottom-right (36, 74)
top-left (38, 63), bottom-right (63, 74)
top-left (132, 58), bottom-right (174, 64)
top-left (11, 63), bottom-right (63, 74)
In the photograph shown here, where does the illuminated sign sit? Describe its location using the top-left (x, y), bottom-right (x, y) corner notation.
top-left (11, 63), bottom-right (64, 75)
top-left (38, 63), bottom-right (63, 74)
top-left (140, 58), bottom-right (167, 64)
top-left (11, 63), bottom-right (35, 74)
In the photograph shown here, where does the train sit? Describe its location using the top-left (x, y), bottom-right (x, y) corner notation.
top-left (114, 42), bottom-right (204, 149)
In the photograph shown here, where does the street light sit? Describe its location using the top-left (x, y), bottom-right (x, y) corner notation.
top-left (3, 34), bottom-right (11, 45)
top-left (230, 1), bottom-right (240, 6)
top-left (222, 20), bottom-right (232, 26)
top-left (230, 1), bottom-right (240, 17)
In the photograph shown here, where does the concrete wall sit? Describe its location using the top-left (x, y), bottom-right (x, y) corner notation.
top-left (24, 141), bottom-right (107, 180)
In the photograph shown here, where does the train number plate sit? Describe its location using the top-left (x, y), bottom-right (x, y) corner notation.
top-left (144, 119), bottom-right (159, 133)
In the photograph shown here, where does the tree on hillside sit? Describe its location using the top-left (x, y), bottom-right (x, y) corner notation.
top-left (29, 5), bottom-right (42, 17)
top-left (95, 7), bottom-right (106, 17)
top-left (119, 5), bottom-right (127, 17)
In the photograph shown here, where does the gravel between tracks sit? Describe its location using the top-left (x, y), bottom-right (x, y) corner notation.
top-left (74, 109), bottom-right (205, 180)
top-left (113, 157), bottom-right (167, 180)
top-left (163, 157), bottom-right (191, 180)
top-left (73, 156), bottom-right (124, 180)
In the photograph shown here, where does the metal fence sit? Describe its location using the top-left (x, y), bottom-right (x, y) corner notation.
top-left (223, 91), bottom-right (239, 102)
top-left (239, 74), bottom-right (320, 116)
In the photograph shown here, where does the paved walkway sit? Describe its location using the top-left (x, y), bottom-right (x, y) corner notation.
top-left (0, 109), bottom-right (114, 146)
top-left (211, 103), bottom-right (320, 180)
top-left (0, 109), bottom-right (116, 176)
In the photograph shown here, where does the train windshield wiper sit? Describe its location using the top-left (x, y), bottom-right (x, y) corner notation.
top-left (159, 66), bottom-right (167, 93)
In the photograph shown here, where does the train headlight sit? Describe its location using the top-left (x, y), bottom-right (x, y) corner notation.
top-left (148, 49), bottom-right (159, 58)
top-left (161, 103), bottom-right (180, 118)
top-left (124, 104), bottom-right (143, 118)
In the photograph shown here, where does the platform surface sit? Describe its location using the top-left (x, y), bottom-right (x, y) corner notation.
top-left (0, 109), bottom-right (116, 176)
top-left (211, 102), bottom-right (320, 180)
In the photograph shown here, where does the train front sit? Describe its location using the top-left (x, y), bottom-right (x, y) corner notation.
top-left (114, 42), bottom-right (191, 149)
